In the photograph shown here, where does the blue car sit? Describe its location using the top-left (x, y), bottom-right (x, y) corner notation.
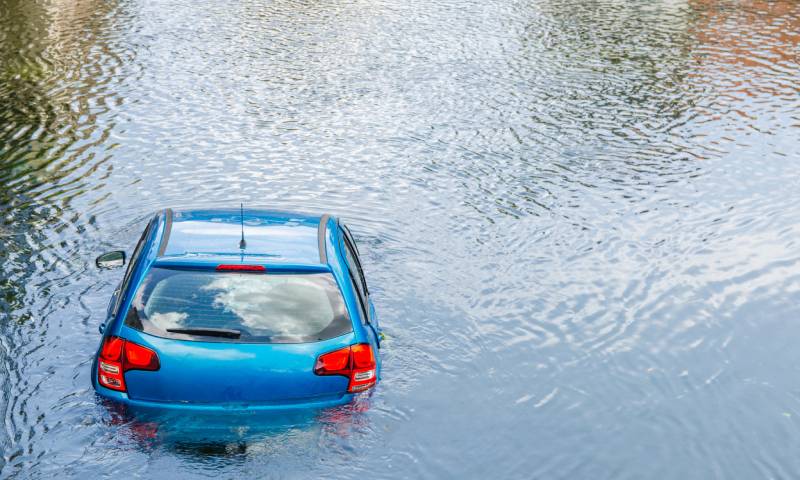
top-left (92, 208), bottom-right (381, 411)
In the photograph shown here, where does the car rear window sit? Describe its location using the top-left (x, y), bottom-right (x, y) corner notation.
top-left (125, 268), bottom-right (352, 343)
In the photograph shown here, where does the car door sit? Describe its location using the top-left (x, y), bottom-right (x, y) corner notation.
top-left (340, 224), bottom-right (380, 348)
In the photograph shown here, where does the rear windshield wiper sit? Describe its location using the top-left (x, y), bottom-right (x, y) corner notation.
top-left (166, 327), bottom-right (242, 339)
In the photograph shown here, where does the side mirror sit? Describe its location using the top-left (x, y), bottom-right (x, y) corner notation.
top-left (96, 251), bottom-right (126, 269)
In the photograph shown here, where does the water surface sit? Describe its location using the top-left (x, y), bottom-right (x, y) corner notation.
top-left (1, 0), bottom-right (799, 478)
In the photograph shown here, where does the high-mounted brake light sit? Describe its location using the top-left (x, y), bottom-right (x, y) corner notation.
top-left (216, 264), bottom-right (266, 272)
top-left (314, 344), bottom-right (377, 393)
top-left (97, 336), bottom-right (160, 392)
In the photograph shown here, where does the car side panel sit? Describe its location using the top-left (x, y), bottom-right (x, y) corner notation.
top-left (325, 217), bottom-right (371, 345)
top-left (107, 210), bottom-right (168, 336)
top-left (329, 220), bottom-right (381, 378)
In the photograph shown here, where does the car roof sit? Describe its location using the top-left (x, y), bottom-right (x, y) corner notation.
top-left (158, 208), bottom-right (326, 265)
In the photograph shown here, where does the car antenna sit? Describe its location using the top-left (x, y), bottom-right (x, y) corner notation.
top-left (239, 203), bottom-right (246, 250)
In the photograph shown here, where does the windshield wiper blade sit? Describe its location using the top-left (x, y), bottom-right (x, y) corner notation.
top-left (166, 327), bottom-right (242, 339)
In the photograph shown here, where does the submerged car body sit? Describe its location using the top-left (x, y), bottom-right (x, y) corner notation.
top-left (92, 208), bottom-right (381, 411)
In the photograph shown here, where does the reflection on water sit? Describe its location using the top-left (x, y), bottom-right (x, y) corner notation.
top-left (1, 0), bottom-right (799, 478)
top-left (101, 395), bottom-right (372, 457)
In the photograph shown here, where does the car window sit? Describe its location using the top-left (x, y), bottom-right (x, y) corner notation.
top-left (113, 217), bottom-right (155, 316)
top-left (125, 269), bottom-right (352, 343)
top-left (342, 225), bottom-right (369, 295)
top-left (340, 230), bottom-right (369, 323)
top-left (342, 224), bottom-right (360, 255)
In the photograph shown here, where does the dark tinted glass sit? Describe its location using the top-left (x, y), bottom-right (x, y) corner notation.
top-left (125, 268), bottom-right (352, 343)
top-left (340, 232), bottom-right (369, 324)
top-left (341, 236), bottom-right (364, 293)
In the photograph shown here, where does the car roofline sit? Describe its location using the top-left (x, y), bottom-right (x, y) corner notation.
top-left (154, 207), bottom-right (334, 267)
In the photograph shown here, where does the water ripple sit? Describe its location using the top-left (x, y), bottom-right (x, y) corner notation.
top-left (1, 0), bottom-right (800, 478)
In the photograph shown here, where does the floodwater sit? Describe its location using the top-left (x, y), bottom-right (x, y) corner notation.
top-left (1, 0), bottom-right (799, 478)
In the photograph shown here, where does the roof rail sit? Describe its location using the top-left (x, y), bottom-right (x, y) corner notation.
top-left (157, 208), bottom-right (174, 257)
top-left (317, 214), bottom-right (331, 264)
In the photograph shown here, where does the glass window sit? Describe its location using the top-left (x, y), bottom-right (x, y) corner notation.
top-left (342, 242), bottom-right (365, 298)
top-left (125, 268), bottom-right (352, 343)
top-left (340, 233), bottom-right (369, 323)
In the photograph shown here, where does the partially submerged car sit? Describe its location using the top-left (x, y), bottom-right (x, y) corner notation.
top-left (92, 208), bottom-right (381, 411)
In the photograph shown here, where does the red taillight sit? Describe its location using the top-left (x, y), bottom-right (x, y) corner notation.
top-left (314, 347), bottom-right (350, 374)
top-left (124, 341), bottom-right (160, 371)
top-left (97, 336), bottom-right (160, 392)
top-left (216, 264), bottom-right (266, 272)
top-left (349, 344), bottom-right (377, 392)
top-left (98, 336), bottom-right (125, 391)
top-left (101, 336), bottom-right (124, 361)
top-left (314, 344), bottom-right (377, 393)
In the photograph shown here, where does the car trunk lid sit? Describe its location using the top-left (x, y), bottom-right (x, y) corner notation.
top-left (121, 328), bottom-right (354, 404)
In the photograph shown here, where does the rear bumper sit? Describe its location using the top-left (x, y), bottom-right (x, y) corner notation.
top-left (94, 383), bottom-right (354, 413)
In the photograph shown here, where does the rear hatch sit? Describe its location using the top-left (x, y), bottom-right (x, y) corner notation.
top-left (118, 266), bottom-right (355, 404)
top-left (122, 329), bottom-right (353, 404)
